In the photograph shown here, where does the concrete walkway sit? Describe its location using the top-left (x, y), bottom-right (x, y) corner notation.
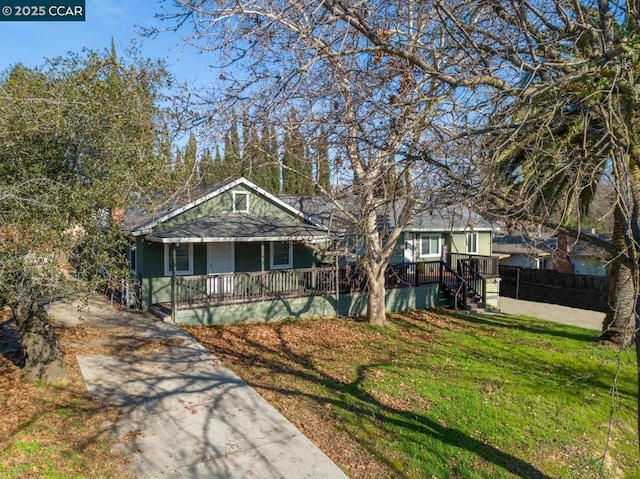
top-left (497, 297), bottom-right (605, 331)
top-left (47, 297), bottom-right (347, 479)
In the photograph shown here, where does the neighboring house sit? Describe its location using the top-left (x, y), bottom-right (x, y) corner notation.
top-left (492, 232), bottom-right (608, 277)
top-left (119, 177), bottom-right (500, 324)
top-left (492, 235), bottom-right (555, 270)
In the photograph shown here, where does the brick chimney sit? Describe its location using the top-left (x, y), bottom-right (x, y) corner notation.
top-left (554, 233), bottom-right (574, 273)
top-left (110, 208), bottom-right (124, 226)
top-left (556, 233), bottom-right (571, 254)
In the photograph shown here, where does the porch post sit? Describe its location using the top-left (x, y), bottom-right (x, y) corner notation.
top-left (335, 255), bottom-right (339, 317)
top-left (171, 243), bottom-right (177, 323)
top-left (260, 242), bottom-right (266, 271)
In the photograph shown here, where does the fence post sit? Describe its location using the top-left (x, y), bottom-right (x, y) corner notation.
top-left (515, 267), bottom-right (520, 300)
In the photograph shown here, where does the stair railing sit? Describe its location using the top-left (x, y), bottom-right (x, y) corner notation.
top-left (439, 261), bottom-right (468, 309)
top-left (457, 258), bottom-right (487, 307)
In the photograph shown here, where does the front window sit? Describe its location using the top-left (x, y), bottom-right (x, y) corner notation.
top-left (164, 243), bottom-right (193, 275)
top-left (270, 242), bottom-right (293, 269)
top-left (233, 191), bottom-right (249, 213)
top-left (466, 232), bottom-right (479, 254)
top-left (419, 234), bottom-right (441, 257)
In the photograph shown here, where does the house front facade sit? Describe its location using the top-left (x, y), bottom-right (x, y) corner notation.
top-left (120, 177), bottom-right (500, 324)
top-left (123, 178), bottom-right (328, 308)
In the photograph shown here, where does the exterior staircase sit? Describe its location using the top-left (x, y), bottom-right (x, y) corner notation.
top-left (439, 258), bottom-right (493, 312)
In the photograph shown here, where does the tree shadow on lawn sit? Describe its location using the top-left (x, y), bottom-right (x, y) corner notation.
top-left (402, 310), bottom-right (635, 401)
top-left (442, 309), bottom-right (599, 343)
top-left (204, 324), bottom-right (552, 479)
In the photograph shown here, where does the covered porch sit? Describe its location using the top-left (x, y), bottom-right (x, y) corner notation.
top-left (150, 255), bottom-right (499, 320)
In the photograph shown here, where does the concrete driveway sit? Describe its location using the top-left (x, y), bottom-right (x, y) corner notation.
top-left (497, 297), bottom-right (604, 331)
top-left (47, 296), bottom-right (347, 479)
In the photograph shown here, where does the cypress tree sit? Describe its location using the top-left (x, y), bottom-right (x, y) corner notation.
top-left (316, 127), bottom-right (331, 193)
top-left (223, 114), bottom-right (242, 178)
top-left (199, 147), bottom-right (216, 185)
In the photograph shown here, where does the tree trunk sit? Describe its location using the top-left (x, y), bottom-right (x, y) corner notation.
top-left (600, 206), bottom-right (637, 346)
top-left (11, 299), bottom-right (67, 383)
top-left (366, 265), bottom-right (387, 326)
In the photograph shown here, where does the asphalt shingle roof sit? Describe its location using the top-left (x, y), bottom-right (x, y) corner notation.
top-left (278, 195), bottom-right (494, 232)
top-left (146, 214), bottom-right (327, 243)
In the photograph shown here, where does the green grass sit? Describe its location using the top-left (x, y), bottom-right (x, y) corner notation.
top-left (190, 309), bottom-right (639, 478)
top-left (354, 313), bottom-right (637, 478)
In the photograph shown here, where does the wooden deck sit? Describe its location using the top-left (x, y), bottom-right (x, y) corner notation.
top-left (160, 256), bottom-right (499, 310)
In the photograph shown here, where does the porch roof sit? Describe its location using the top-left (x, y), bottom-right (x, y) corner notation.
top-left (145, 214), bottom-right (328, 243)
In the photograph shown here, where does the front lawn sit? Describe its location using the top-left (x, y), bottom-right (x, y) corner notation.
top-left (187, 310), bottom-right (639, 479)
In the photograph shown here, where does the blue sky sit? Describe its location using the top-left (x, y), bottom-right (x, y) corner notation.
top-left (0, 0), bottom-right (214, 87)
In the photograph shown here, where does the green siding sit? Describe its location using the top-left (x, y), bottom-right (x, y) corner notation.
top-left (175, 295), bottom-right (338, 325)
top-left (173, 284), bottom-right (449, 325)
top-left (142, 241), bottom-right (165, 277)
top-left (389, 233), bottom-right (405, 264)
top-left (449, 233), bottom-right (466, 254)
top-left (162, 185), bottom-right (300, 229)
top-left (449, 231), bottom-right (492, 255)
top-left (292, 243), bottom-right (318, 268)
top-left (193, 244), bottom-right (207, 275)
top-left (136, 239), bottom-right (320, 306)
top-left (235, 242), bottom-right (264, 272)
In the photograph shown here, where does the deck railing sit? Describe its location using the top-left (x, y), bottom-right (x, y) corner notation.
top-left (174, 260), bottom-right (445, 306)
top-left (449, 253), bottom-right (500, 277)
top-left (175, 266), bottom-right (337, 306)
top-left (171, 256), bottom-right (497, 307)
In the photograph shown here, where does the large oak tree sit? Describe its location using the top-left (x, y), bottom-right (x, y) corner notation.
top-left (0, 45), bottom-right (172, 381)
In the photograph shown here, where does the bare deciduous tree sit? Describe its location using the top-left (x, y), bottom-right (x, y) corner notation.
top-left (152, 0), bottom-right (482, 326)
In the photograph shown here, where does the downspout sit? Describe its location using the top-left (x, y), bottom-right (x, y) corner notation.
top-left (171, 243), bottom-right (177, 323)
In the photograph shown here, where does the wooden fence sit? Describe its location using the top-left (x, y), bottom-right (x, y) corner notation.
top-left (499, 266), bottom-right (608, 312)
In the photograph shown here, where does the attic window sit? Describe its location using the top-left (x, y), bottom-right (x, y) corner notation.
top-left (233, 191), bottom-right (249, 213)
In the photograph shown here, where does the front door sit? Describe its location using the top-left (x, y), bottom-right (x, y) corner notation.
top-left (207, 243), bottom-right (235, 294)
top-left (404, 233), bottom-right (414, 263)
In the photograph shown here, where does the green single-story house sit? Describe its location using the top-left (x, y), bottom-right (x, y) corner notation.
top-left (119, 177), bottom-right (499, 324)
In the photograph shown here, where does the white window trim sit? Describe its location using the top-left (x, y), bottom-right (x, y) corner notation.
top-left (466, 232), bottom-right (479, 254)
top-left (164, 243), bottom-right (194, 276)
top-left (270, 241), bottom-right (293, 269)
top-left (418, 234), bottom-right (442, 258)
top-left (128, 244), bottom-right (137, 275)
top-left (232, 191), bottom-right (249, 213)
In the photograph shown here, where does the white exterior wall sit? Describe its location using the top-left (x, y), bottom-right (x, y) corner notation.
top-left (573, 258), bottom-right (607, 277)
top-left (499, 255), bottom-right (550, 269)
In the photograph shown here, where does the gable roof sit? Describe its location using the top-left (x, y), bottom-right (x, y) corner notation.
top-left (124, 177), bottom-right (326, 236)
top-left (278, 195), bottom-right (494, 233)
